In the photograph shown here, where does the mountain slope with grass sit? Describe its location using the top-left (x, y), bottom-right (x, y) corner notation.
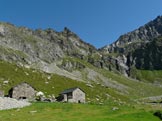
top-left (100, 16), bottom-right (162, 81)
top-left (1, 60), bottom-right (162, 103)
top-left (1, 16), bottom-right (162, 121)
top-left (0, 16), bottom-right (162, 104)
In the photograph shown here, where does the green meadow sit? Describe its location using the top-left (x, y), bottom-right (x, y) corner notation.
top-left (0, 61), bottom-right (162, 121)
top-left (0, 102), bottom-right (161, 121)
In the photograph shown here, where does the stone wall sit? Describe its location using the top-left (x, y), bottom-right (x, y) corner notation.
top-left (0, 90), bottom-right (4, 97)
top-left (66, 88), bottom-right (85, 103)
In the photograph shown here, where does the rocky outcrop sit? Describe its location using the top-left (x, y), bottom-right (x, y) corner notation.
top-left (58, 59), bottom-right (86, 72)
top-left (100, 16), bottom-right (162, 76)
top-left (132, 37), bottom-right (162, 70)
top-left (0, 22), bottom-right (100, 82)
top-left (0, 97), bottom-right (31, 110)
top-left (0, 22), bottom-right (97, 65)
top-left (34, 27), bottom-right (97, 58)
top-left (101, 16), bottom-right (162, 54)
top-left (0, 15), bottom-right (162, 80)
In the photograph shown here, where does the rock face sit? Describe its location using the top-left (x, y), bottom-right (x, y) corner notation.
top-left (0, 15), bottom-right (162, 81)
top-left (102, 16), bottom-right (162, 54)
top-left (132, 37), bottom-right (162, 70)
top-left (100, 16), bottom-right (162, 76)
top-left (0, 23), bottom-right (96, 65)
top-left (1, 22), bottom-right (109, 85)
top-left (0, 22), bottom-right (98, 79)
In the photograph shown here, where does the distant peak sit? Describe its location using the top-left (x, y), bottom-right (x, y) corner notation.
top-left (152, 15), bottom-right (162, 23)
top-left (157, 15), bottom-right (162, 19)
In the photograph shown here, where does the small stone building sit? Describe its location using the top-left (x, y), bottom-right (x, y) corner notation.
top-left (59, 87), bottom-right (85, 103)
top-left (8, 82), bottom-right (37, 100)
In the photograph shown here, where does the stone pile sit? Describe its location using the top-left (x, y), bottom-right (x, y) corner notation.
top-left (0, 97), bottom-right (31, 110)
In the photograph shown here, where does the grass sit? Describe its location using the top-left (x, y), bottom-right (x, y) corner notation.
top-left (1, 23), bottom-right (162, 120)
top-left (136, 70), bottom-right (162, 83)
top-left (1, 58), bottom-right (162, 103)
top-left (0, 60), bottom-right (162, 121)
top-left (0, 60), bottom-right (127, 103)
top-left (0, 102), bottom-right (161, 121)
top-left (77, 57), bottom-right (162, 99)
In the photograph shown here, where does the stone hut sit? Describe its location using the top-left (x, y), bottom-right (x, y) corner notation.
top-left (8, 82), bottom-right (37, 100)
top-left (59, 87), bottom-right (85, 103)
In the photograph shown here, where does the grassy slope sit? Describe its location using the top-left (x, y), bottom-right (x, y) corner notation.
top-left (1, 22), bottom-right (162, 101)
top-left (98, 68), bottom-right (162, 99)
top-left (0, 61), bottom-right (126, 103)
top-left (0, 59), bottom-right (162, 121)
top-left (0, 22), bottom-right (162, 121)
top-left (1, 60), bottom-right (162, 103)
top-left (64, 57), bottom-right (162, 99)
top-left (0, 102), bottom-right (161, 121)
top-left (136, 70), bottom-right (162, 83)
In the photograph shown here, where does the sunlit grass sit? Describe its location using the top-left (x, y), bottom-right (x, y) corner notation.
top-left (0, 102), bottom-right (161, 121)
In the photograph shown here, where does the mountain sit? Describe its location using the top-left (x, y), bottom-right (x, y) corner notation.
top-left (101, 16), bottom-right (162, 53)
top-left (0, 16), bottom-right (162, 103)
top-left (0, 22), bottom-right (99, 81)
top-left (0, 22), bottom-right (134, 101)
top-left (132, 37), bottom-right (162, 70)
top-left (100, 16), bottom-right (162, 77)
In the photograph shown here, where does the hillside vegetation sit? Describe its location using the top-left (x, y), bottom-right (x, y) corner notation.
top-left (1, 15), bottom-right (162, 121)
top-left (1, 60), bottom-right (162, 104)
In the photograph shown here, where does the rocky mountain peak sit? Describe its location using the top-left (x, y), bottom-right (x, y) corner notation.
top-left (101, 15), bottom-right (162, 53)
top-left (0, 22), bottom-right (98, 66)
top-left (98, 16), bottom-right (162, 77)
top-left (0, 16), bottom-right (162, 80)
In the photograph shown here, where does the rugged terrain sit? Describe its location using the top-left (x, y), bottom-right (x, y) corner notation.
top-left (0, 97), bottom-right (30, 110)
top-left (101, 16), bottom-right (162, 78)
top-left (0, 16), bottom-right (162, 103)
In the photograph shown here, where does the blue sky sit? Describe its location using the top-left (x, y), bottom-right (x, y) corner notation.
top-left (0, 0), bottom-right (162, 48)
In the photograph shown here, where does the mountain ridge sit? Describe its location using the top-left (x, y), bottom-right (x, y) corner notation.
top-left (0, 15), bottom-right (162, 82)
top-left (101, 15), bottom-right (162, 53)
top-left (1, 16), bottom-right (162, 103)
top-left (99, 15), bottom-right (162, 77)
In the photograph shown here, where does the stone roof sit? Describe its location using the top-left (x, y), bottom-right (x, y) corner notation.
top-left (60, 87), bottom-right (85, 94)
top-left (11, 82), bottom-right (36, 90)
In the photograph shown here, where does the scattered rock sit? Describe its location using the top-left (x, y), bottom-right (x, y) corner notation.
top-left (47, 76), bottom-right (51, 80)
top-left (112, 107), bottom-right (119, 111)
top-left (36, 91), bottom-right (44, 97)
top-left (29, 110), bottom-right (37, 114)
top-left (45, 81), bottom-right (49, 84)
top-left (25, 72), bottom-right (29, 76)
top-left (24, 65), bottom-right (30, 69)
top-left (96, 98), bottom-right (99, 101)
top-left (0, 97), bottom-right (31, 110)
top-left (86, 83), bottom-right (93, 88)
top-left (3, 80), bottom-right (9, 84)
